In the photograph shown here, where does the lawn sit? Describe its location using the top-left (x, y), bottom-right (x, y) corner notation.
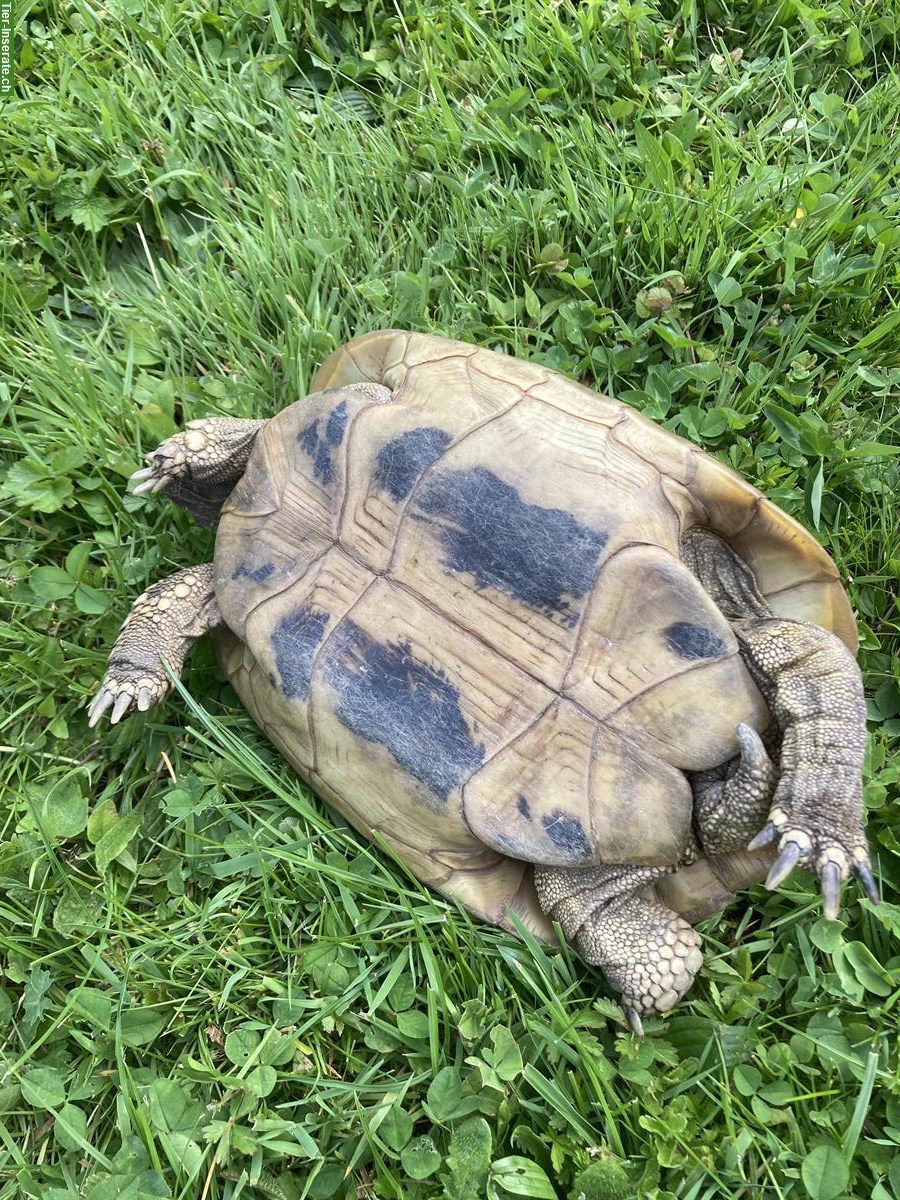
top-left (1, 1), bottom-right (899, 1197)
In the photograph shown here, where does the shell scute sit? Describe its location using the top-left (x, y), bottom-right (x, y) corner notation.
top-left (217, 382), bottom-right (390, 638)
top-left (221, 546), bottom-right (371, 765)
top-left (463, 700), bottom-right (693, 868)
top-left (413, 464), bottom-right (609, 624)
top-left (334, 349), bottom-right (526, 572)
top-left (307, 577), bottom-right (554, 820)
top-left (373, 427), bottom-right (453, 502)
top-left (565, 543), bottom-right (766, 769)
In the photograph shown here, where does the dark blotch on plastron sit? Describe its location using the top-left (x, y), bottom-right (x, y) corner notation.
top-left (297, 400), bottom-right (349, 486)
top-left (325, 401), bottom-right (349, 447)
top-left (517, 794), bottom-right (532, 819)
top-left (233, 561), bottom-right (275, 583)
top-left (541, 810), bottom-right (591, 859)
top-left (298, 419), bottom-right (319, 457)
top-left (664, 621), bottom-right (728, 661)
top-left (416, 467), bottom-right (608, 625)
top-left (374, 427), bottom-right (453, 502)
top-left (322, 619), bottom-right (484, 802)
top-left (271, 605), bottom-right (331, 699)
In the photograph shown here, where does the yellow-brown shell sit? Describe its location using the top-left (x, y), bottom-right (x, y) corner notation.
top-left (212, 330), bottom-right (856, 936)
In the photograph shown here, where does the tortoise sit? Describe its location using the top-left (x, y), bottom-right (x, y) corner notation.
top-left (89, 329), bottom-right (877, 1031)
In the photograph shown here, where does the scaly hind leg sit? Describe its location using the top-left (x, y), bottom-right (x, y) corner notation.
top-left (683, 528), bottom-right (878, 917)
top-left (534, 862), bottom-right (704, 1035)
top-left (693, 723), bottom-right (778, 854)
top-left (88, 563), bottom-right (220, 726)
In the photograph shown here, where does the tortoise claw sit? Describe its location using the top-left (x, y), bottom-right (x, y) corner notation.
top-left (735, 722), bottom-right (771, 771)
top-left (765, 841), bottom-right (802, 890)
top-left (748, 822), bottom-right (777, 852)
top-left (820, 861), bottom-right (842, 921)
top-left (854, 859), bottom-right (880, 906)
top-left (130, 465), bottom-right (170, 496)
top-left (110, 692), bottom-right (133, 725)
top-left (624, 1006), bottom-right (644, 1037)
top-left (89, 672), bottom-right (169, 728)
top-left (87, 688), bottom-right (115, 729)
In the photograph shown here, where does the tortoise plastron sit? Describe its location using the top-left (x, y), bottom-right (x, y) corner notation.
top-left (90, 331), bottom-right (877, 1029)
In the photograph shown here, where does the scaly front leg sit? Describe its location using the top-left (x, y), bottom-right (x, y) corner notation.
top-left (130, 417), bottom-right (266, 528)
top-left (88, 563), bottom-right (220, 726)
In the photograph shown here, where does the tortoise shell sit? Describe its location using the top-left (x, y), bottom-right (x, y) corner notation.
top-left (210, 330), bottom-right (856, 937)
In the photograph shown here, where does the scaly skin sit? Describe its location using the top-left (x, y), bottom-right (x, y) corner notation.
top-left (534, 863), bottom-right (703, 1035)
top-left (87, 564), bottom-right (219, 727)
top-left (693, 723), bottom-right (778, 854)
top-left (131, 417), bottom-right (266, 495)
top-left (130, 417), bottom-right (266, 527)
top-left (89, 417), bottom-right (265, 723)
top-left (736, 617), bottom-right (877, 917)
top-left (684, 528), bottom-right (878, 918)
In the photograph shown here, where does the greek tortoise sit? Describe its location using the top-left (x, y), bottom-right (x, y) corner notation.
top-left (89, 330), bottom-right (877, 1032)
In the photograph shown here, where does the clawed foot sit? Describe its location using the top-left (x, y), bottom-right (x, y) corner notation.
top-left (130, 420), bottom-right (227, 496)
top-left (748, 813), bottom-right (879, 918)
top-left (730, 617), bottom-right (878, 921)
top-left (617, 912), bottom-right (704, 1037)
top-left (88, 667), bottom-right (170, 728)
top-left (86, 564), bottom-right (219, 730)
top-left (534, 864), bottom-right (706, 1035)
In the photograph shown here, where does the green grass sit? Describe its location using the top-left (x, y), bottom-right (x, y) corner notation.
top-left (2, 1), bottom-right (900, 1197)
